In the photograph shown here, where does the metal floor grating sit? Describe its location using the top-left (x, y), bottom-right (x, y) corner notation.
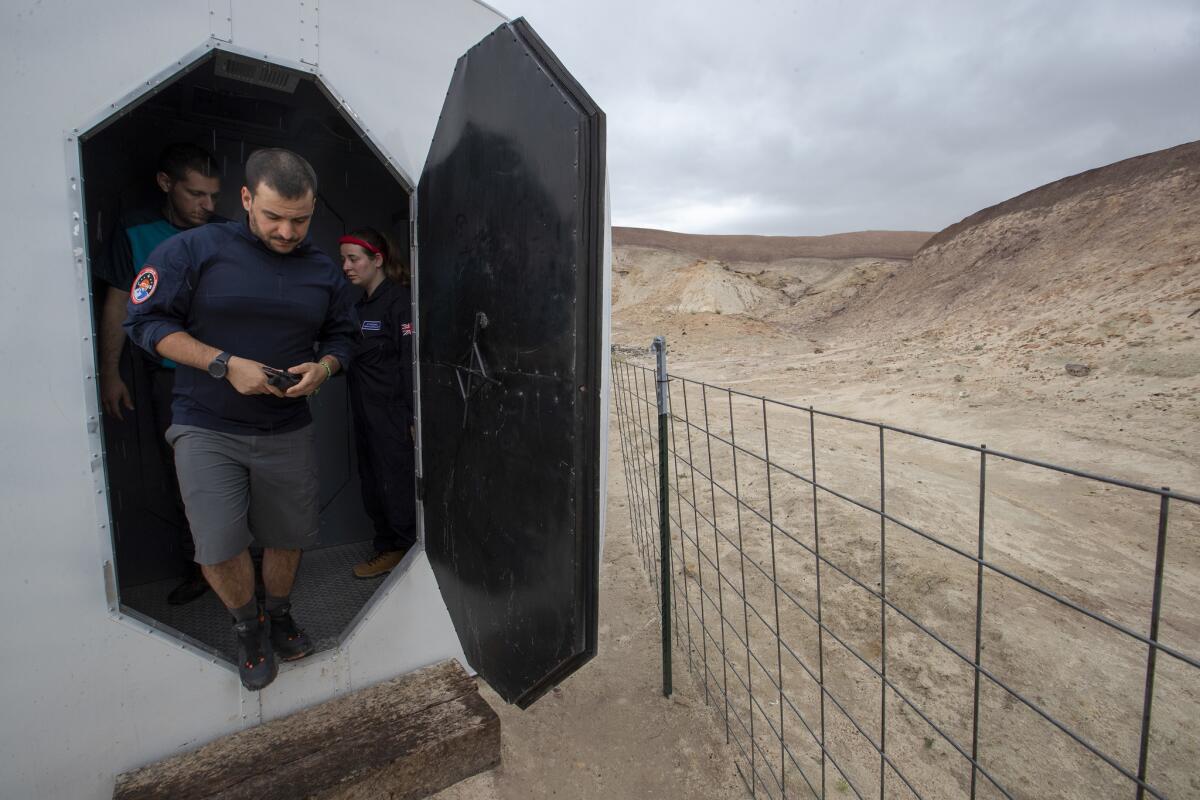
top-left (120, 541), bottom-right (386, 663)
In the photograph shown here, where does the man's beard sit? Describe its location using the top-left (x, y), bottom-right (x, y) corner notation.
top-left (248, 214), bottom-right (298, 253)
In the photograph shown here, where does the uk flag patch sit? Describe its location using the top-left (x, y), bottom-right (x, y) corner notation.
top-left (401, 323), bottom-right (413, 336)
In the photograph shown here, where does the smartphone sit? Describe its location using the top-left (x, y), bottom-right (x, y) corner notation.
top-left (263, 366), bottom-right (301, 389)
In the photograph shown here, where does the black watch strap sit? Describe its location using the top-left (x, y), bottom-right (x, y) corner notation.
top-left (208, 351), bottom-right (232, 379)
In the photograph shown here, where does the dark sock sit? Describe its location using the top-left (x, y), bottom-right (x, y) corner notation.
top-left (265, 594), bottom-right (290, 616)
top-left (231, 598), bottom-right (259, 624)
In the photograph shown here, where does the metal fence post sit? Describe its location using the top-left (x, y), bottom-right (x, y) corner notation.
top-left (652, 336), bottom-right (673, 697)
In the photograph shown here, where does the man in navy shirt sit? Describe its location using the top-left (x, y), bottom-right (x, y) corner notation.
top-left (126, 148), bottom-right (356, 691)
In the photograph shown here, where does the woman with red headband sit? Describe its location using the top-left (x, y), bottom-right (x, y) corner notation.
top-left (339, 227), bottom-right (416, 579)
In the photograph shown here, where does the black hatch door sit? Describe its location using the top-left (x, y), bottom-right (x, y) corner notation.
top-left (416, 18), bottom-right (605, 708)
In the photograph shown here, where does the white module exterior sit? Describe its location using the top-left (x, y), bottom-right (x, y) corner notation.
top-left (0, 1), bottom-right (611, 798)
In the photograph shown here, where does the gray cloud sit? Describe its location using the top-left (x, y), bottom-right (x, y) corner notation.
top-left (509, 0), bottom-right (1200, 235)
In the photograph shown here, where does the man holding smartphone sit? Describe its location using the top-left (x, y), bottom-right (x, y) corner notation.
top-left (125, 148), bottom-right (356, 691)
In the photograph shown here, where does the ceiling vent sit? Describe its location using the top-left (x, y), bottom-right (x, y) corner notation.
top-left (215, 52), bottom-right (301, 93)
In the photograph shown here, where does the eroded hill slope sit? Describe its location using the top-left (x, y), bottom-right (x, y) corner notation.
top-left (845, 140), bottom-right (1200, 366)
top-left (611, 140), bottom-right (1200, 483)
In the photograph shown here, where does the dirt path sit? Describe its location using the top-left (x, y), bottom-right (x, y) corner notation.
top-left (433, 425), bottom-right (746, 800)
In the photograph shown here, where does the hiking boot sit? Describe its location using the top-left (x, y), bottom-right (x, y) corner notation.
top-left (166, 571), bottom-right (209, 606)
top-left (269, 603), bottom-right (314, 662)
top-left (353, 548), bottom-right (407, 579)
top-left (233, 611), bottom-right (277, 691)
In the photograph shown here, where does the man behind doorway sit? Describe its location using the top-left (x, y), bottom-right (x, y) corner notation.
top-left (125, 148), bottom-right (356, 691)
top-left (95, 142), bottom-right (221, 605)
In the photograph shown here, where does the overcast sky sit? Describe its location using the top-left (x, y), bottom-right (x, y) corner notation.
top-left (503, 0), bottom-right (1200, 236)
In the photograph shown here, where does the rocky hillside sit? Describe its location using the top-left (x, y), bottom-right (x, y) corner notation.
top-left (614, 141), bottom-right (1200, 385)
top-left (612, 230), bottom-right (931, 330)
top-left (842, 139), bottom-right (1200, 374)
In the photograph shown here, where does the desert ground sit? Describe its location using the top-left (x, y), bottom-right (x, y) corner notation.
top-left (443, 140), bottom-right (1198, 799)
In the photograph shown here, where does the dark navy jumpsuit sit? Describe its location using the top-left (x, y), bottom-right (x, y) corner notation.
top-left (348, 278), bottom-right (417, 554)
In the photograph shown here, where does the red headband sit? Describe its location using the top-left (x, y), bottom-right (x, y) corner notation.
top-left (338, 235), bottom-right (382, 257)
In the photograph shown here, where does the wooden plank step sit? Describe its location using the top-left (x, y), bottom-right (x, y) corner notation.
top-left (113, 659), bottom-right (500, 800)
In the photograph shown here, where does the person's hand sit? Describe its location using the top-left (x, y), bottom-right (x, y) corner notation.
top-left (226, 356), bottom-right (286, 398)
top-left (284, 362), bottom-right (330, 398)
top-left (100, 372), bottom-right (134, 420)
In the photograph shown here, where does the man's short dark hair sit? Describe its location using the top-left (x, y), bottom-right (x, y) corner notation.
top-left (157, 143), bottom-right (219, 181)
top-left (245, 148), bottom-right (318, 199)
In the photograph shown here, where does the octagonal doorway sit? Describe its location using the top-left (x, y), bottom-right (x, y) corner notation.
top-left (82, 49), bottom-right (414, 663)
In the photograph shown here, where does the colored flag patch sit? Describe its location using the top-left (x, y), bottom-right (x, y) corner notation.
top-left (130, 266), bottom-right (159, 305)
top-left (401, 323), bottom-right (413, 336)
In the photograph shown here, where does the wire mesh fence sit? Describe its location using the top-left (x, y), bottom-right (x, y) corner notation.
top-left (610, 350), bottom-right (1200, 800)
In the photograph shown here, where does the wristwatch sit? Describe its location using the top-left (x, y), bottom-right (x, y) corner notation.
top-left (207, 351), bottom-right (232, 379)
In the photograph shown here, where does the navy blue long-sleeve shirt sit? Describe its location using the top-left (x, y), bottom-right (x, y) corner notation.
top-left (124, 219), bottom-right (357, 435)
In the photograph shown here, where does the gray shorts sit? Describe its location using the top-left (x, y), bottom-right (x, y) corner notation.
top-left (165, 423), bottom-right (320, 565)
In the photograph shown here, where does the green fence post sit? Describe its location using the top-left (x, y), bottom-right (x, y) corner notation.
top-left (652, 335), bottom-right (672, 697)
